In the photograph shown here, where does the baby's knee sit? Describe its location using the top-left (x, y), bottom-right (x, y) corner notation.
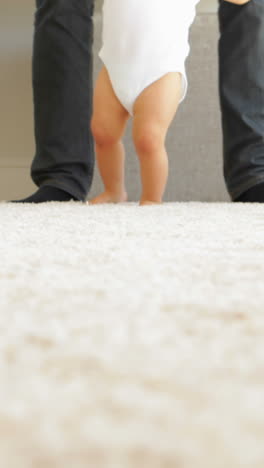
top-left (133, 125), bottom-right (164, 155)
top-left (91, 117), bottom-right (119, 147)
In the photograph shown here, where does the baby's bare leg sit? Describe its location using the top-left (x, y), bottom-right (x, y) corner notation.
top-left (132, 72), bottom-right (182, 205)
top-left (89, 66), bottom-right (130, 204)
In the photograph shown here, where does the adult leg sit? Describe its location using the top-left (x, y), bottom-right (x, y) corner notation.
top-left (218, 0), bottom-right (264, 202)
top-left (15, 0), bottom-right (95, 202)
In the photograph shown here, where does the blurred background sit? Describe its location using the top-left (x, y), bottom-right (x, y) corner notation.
top-left (0, 0), bottom-right (228, 201)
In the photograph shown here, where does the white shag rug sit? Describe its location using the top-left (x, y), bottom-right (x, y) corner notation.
top-left (0, 201), bottom-right (264, 468)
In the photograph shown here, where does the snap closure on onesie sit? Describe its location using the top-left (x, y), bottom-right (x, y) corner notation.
top-left (99, 0), bottom-right (200, 116)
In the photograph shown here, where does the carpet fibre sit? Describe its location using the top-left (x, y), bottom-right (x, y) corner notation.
top-left (0, 201), bottom-right (264, 468)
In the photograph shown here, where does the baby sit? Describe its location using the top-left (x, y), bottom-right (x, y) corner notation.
top-left (90, 0), bottom-right (251, 206)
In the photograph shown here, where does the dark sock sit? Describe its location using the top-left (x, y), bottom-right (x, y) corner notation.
top-left (235, 182), bottom-right (264, 203)
top-left (11, 185), bottom-right (79, 203)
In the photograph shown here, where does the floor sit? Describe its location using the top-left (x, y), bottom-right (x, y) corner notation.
top-left (1, 201), bottom-right (264, 468)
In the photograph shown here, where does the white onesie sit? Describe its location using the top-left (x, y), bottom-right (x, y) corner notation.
top-left (99, 0), bottom-right (200, 116)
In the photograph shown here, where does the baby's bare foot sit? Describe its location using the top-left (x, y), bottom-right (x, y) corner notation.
top-left (139, 200), bottom-right (162, 206)
top-left (89, 191), bottom-right (128, 205)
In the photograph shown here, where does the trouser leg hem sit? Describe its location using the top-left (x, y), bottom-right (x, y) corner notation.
top-left (38, 180), bottom-right (85, 202)
top-left (231, 176), bottom-right (264, 201)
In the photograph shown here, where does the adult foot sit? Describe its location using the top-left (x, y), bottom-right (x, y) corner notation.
top-left (234, 182), bottom-right (264, 202)
top-left (88, 190), bottom-right (128, 205)
top-left (10, 186), bottom-right (79, 203)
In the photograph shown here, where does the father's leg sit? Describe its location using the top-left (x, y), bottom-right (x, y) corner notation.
top-left (15, 0), bottom-right (95, 202)
top-left (218, 0), bottom-right (264, 202)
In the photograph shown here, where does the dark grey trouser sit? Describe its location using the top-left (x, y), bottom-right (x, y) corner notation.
top-left (31, 0), bottom-right (95, 201)
top-left (218, 0), bottom-right (264, 201)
